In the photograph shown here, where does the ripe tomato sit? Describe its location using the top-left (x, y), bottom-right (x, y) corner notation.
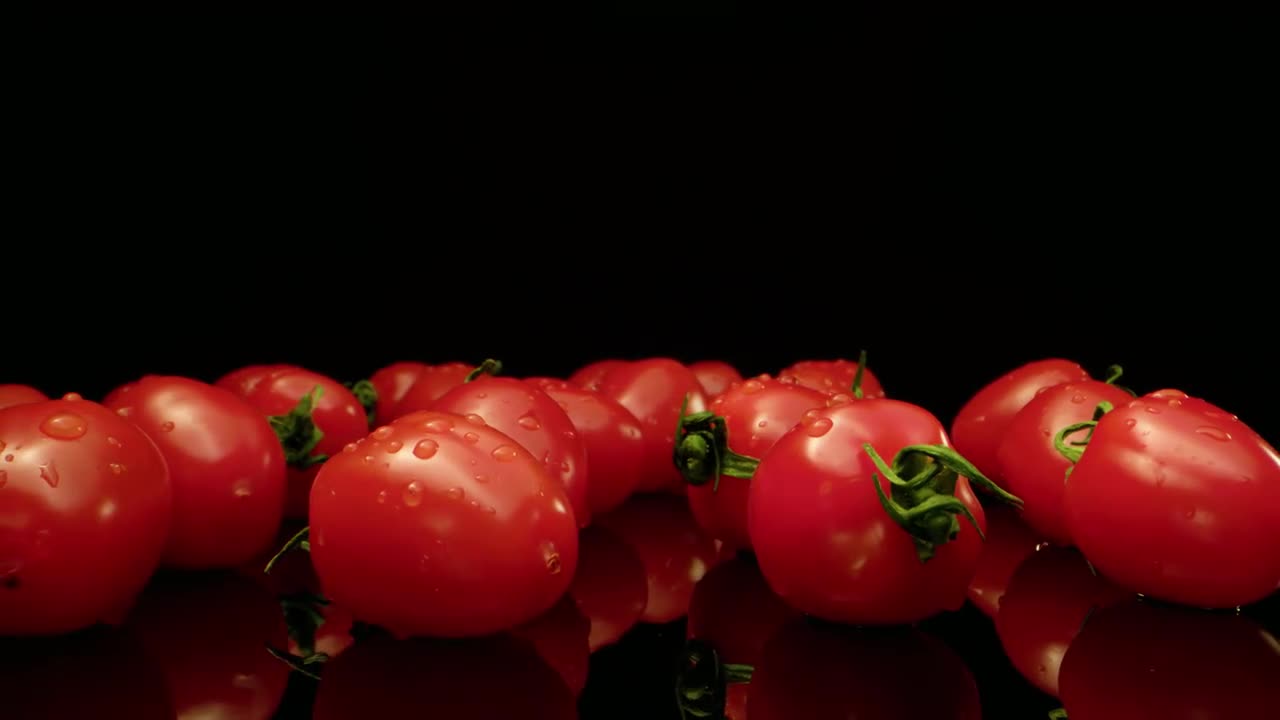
top-left (777, 357), bottom-right (886, 399)
top-left (309, 410), bottom-right (578, 638)
top-left (996, 377), bottom-right (1134, 544)
top-left (433, 376), bottom-right (590, 526)
top-left (0, 384), bottom-right (48, 410)
top-left (528, 379), bottom-right (645, 516)
top-left (1063, 389), bottom-right (1280, 608)
top-left (747, 398), bottom-right (1021, 624)
top-left (0, 398), bottom-right (171, 635)
top-left (568, 358), bottom-right (627, 391)
top-left (965, 503), bottom-right (1042, 618)
top-left (597, 358), bottom-right (708, 493)
top-left (391, 361), bottom-right (472, 419)
top-left (951, 358), bottom-right (1090, 482)
top-left (214, 363), bottom-right (296, 398)
top-left (511, 594), bottom-right (591, 696)
top-left (367, 361), bottom-right (430, 425)
top-left (679, 375), bottom-right (828, 548)
top-left (568, 525), bottom-right (648, 651)
top-left (244, 368), bottom-right (369, 519)
top-left (689, 360), bottom-right (743, 399)
top-left (104, 376), bottom-right (287, 569)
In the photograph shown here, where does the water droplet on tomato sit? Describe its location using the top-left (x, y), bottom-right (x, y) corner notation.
top-left (1035, 386), bottom-right (1051, 396)
top-left (804, 417), bottom-right (833, 437)
top-left (108, 462), bottom-right (125, 476)
top-left (757, 419), bottom-right (769, 428)
top-left (463, 432), bottom-right (480, 445)
top-left (1167, 398), bottom-right (1182, 407)
top-left (1195, 426), bottom-right (1231, 442)
top-left (385, 440), bottom-right (403, 453)
top-left (363, 455), bottom-right (375, 465)
top-left (115, 406), bottom-right (132, 417)
top-left (492, 445), bottom-right (519, 462)
top-left (542, 541), bottom-right (562, 574)
top-left (826, 392), bottom-right (853, 407)
top-left (469, 499), bottom-right (481, 510)
top-left (474, 473), bottom-right (490, 484)
top-left (105, 436), bottom-right (121, 448)
top-left (342, 442), bottom-right (358, 454)
top-left (3, 455), bottom-right (12, 462)
top-left (973, 415), bottom-right (987, 423)
top-left (425, 418), bottom-right (454, 433)
top-left (1041, 428), bottom-right (1051, 437)
top-left (40, 412), bottom-right (87, 440)
top-left (403, 481), bottom-right (424, 507)
top-left (63, 392), bottom-right (83, 401)
top-left (1124, 418), bottom-right (1137, 429)
top-left (40, 463), bottom-right (59, 488)
top-left (1184, 507), bottom-right (1197, 519)
top-left (517, 412), bottom-right (541, 430)
top-left (160, 421), bottom-right (175, 432)
top-left (233, 479), bottom-right (252, 498)
top-left (464, 413), bottom-right (486, 426)
top-left (376, 490), bottom-right (388, 504)
top-left (1144, 406), bottom-right (1161, 414)
top-left (742, 380), bottom-right (765, 394)
top-left (0, 470), bottom-right (6, 488)
top-left (447, 486), bottom-right (465, 501)
top-left (413, 439), bottom-right (439, 459)
top-left (371, 425), bottom-right (394, 440)
top-left (476, 392), bottom-right (487, 399)
top-left (1067, 393), bottom-right (1085, 404)
top-left (559, 460), bottom-right (571, 474)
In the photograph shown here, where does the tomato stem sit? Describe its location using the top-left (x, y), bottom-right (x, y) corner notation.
top-left (266, 645), bottom-right (328, 680)
top-left (673, 395), bottom-right (761, 491)
top-left (851, 349), bottom-right (869, 400)
top-left (464, 359), bottom-right (503, 383)
top-left (1047, 708), bottom-right (1069, 720)
top-left (264, 526), bottom-right (311, 575)
top-left (1103, 364), bottom-right (1138, 397)
top-left (280, 590), bottom-right (330, 656)
top-left (1053, 401), bottom-right (1116, 468)
top-left (675, 638), bottom-right (750, 720)
top-left (267, 386), bottom-right (329, 468)
top-left (345, 379), bottom-right (378, 428)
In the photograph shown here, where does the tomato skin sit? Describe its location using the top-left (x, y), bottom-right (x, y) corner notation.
top-left (433, 377), bottom-right (590, 526)
top-left (777, 358), bottom-right (886, 398)
top-left (103, 376), bottom-right (287, 569)
top-left (965, 503), bottom-right (1042, 618)
top-left (567, 525), bottom-right (648, 651)
top-left (747, 399), bottom-right (987, 624)
top-left (996, 380), bottom-right (1134, 545)
top-left (244, 368), bottom-right (369, 519)
top-left (0, 384), bottom-right (48, 410)
top-left (309, 410), bottom-right (578, 638)
top-left (368, 361), bottom-right (430, 425)
top-left (1063, 390), bottom-right (1280, 608)
top-left (569, 359), bottom-right (627, 391)
top-left (529, 379), bottom-right (646, 516)
top-left (597, 358), bottom-right (708, 493)
top-left (686, 376), bottom-right (828, 548)
top-left (689, 360), bottom-right (743, 399)
top-left (391, 362), bottom-right (472, 419)
top-left (951, 359), bottom-right (1090, 482)
top-left (213, 364), bottom-right (296, 398)
top-left (0, 398), bottom-right (171, 635)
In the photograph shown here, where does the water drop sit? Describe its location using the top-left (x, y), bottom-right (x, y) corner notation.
top-left (1035, 386), bottom-right (1051, 396)
top-left (159, 421), bottom-right (176, 433)
top-left (376, 489), bottom-right (388, 504)
top-left (741, 380), bottom-right (765, 394)
top-left (343, 442), bottom-right (358, 454)
top-left (403, 481), bottom-right (424, 507)
top-left (385, 440), bottom-right (403, 453)
top-left (463, 432), bottom-right (480, 445)
top-left (757, 419), bottom-right (769, 428)
top-left (1041, 428), bottom-right (1051, 437)
top-left (826, 392), bottom-right (853, 407)
top-left (447, 486), bottom-right (465, 501)
top-left (1168, 398), bottom-right (1183, 408)
top-left (363, 455), bottom-right (375, 465)
top-left (40, 412), bottom-right (87, 440)
top-left (542, 542), bottom-right (562, 574)
top-left (476, 392), bottom-right (487, 399)
top-left (559, 460), bottom-right (571, 474)
top-left (1124, 418), bottom-right (1137, 429)
top-left (233, 479), bottom-right (252, 498)
top-left (63, 392), bottom-right (83, 401)
top-left (562, 429), bottom-right (576, 441)
top-left (372, 425), bottom-right (394, 440)
top-left (1195, 426), bottom-right (1231, 442)
top-left (801, 408), bottom-right (822, 424)
top-left (973, 415), bottom-right (987, 423)
top-left (3, 455), bottom-right (11, 462)
top-left (1184, 507), bottom-right (1196, 519)
top-left (40, 463), bottom-right (60, 488)
top-left (1144, 406), bottom-right (1161, 414)
top-left (0, 470), bottom-right (5, 487)
top-left (106, 436), bottom-right (121, 448)
top-left (115, 407), bottom-right (131, 417)
top-left (475, 474), bottom-right (490, 484)
top-left (464, 413), bottom-right (486, 426)
top-left (469, 499), bottom-right (481, 509)
top-left (804, 417), bottom-right (833, 437)
top-left (492, 445), bottom-right (519, 462)
top-left (413, 439), bottom-right (439, 459)
top-left (425, 418), bottom-right (454, 433)
top-left (517, 412), bottom-right (541, 430)
top-left (1070, 393), bottom-right (1085, 404)
top-left (108, 462), bottom-right (125, 476)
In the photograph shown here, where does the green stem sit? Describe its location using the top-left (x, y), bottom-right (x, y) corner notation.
top-left (281, 591), bottom-right (330, 656)
top-left (851, 349), bottom-right (869, 400)
top-left (267, 386), bottom-right (329, 468)
top-left (345, 379), bottom-right (378, 428)
top-left (1053, 401), bottom-right (1116, 465)
top-left (1048, 709), bottom-right (1068, 720)
top-left (892, 444), bottom-right (1024, 509)
top-left (1103, 363), bottom-right (1138, 397)
top-left (264, 526), bottom-right (311, 574)
top-left (464, 359), bottom-right (502, 383)
top-left (673, 395), bottom-right (760, 491)
top-left (675, 638), bottom-right (745, 720)
top-left (265, 645), bottom-right (328, 680)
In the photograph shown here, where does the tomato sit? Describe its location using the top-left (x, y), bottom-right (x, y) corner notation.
top-left (309, 410), bottom-right (578, 638)
top-left (995, 546), bottom-right (1128, 697)
top-left (128, 572), bottom-right (290, 720)
top-left (244, 367), bottom-right (369, 519)
top-left (1058, 598), bottom-right (1280, 719)
top-left (367, 361), bottom-right (430, 425)
top-left (996, 378), bottom-right (1134, 544)
top-left (965, 503), bottom-right (1043, 618)
top-left (951, 359), bottom-right (1090, 482)
top-left (679, 375), bottom-right (828, 548)
top-left (1063, 389), bottom-right (1280, 608)
top-left (391, 361), bottom-right (472, 419)
top-left (747, 618), bottom-right (981, 720)
top-left (0, 384), bottom-right (48, 410)
top-left (0, 398), bottom-right (171, 635)
top-left (214, 363), bottom-right (296, 398)
top-left (568, 358), bottom-right (627, 391)
top-left (568, 525), bottom-right (648, 651)
top-left (103, 376), bottom-right (287, 569)
top-left (529, 378), bottom-right (646, 515)
top-left (433, 376), bottom-right (590, 526)
top-left (597, 358), bottom-right (708, 493)
top-left (747, 398), bottom-right (1022, 624)
top-left (511, 593), bottom-right (591, 696)
top-left (596, 493), bottom-right (719, 624)
top-left (777, 357), bottom-right (886, 398)
top-left (689, 360), bottom-right (743, 399)
top-left (687, 555), bottom-right (800, 672)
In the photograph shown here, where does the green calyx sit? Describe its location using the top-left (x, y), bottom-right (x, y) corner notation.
top-left (1053, 400), bottom-right (1115, 472)
top-left (851, 349), bottom-right (869, 399)
top-left (864, 443), bottom-right (1024, 563)
top-left (264, 526), bottom-right (311, 575)
top-left (464, 358), bottom-right (503, 383)
top-left (344, 379), bottom-right (378, 428)
top-left (268, 386), bottom-right (329, 469)
top-left (673, 395), bottom-right (760, 492)
top-left (1102, 364), bottom-right (1137, 397)
top-left (675, 638), bottom-right (753, 720)
top-left (1048, 709), bottom-right (1069, 720)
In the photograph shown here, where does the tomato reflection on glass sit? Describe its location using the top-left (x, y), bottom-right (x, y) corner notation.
top-left (966, 503), bottom-right (1043, 618)
top-left (568, 525), bottom-right (648, 651)
top-left (511, 593), bottom-right (591, 697)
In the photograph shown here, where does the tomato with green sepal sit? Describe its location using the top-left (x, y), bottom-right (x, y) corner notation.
top-left (777, 357), bottom-right (886, 399)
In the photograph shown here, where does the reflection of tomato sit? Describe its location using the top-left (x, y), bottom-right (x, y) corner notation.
top-left (568, 525), bottom-right (648, 651)
top-left (1059, 597), bottom-right (1280, 719)
top-left (966, 504), bottom-right (1042, 618)
top-left (512, 593), bottom-right (591, 696)
top-left (597, 358), bottom-right (708, 493)
top-left (368, 361), bottom-right (430, 425)
top-left (569, 359), bottom-right (627, 392)
top-left (689, 360), bottom-right (743, 399)
top-left (0, 384), bottom-right (48, 410)
top-left (748, 618), bottom-right (981, 719)
top-left (777, 358), bottom-right (886, 398)
top-left (596, 493), bottom-right (718, 623)
top-left (390, 362), bottom-right (472, 420)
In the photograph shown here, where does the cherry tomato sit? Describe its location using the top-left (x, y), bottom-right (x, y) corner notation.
top-left (569, 359), bottom-right (627, 391)
top-left (679, 375), bottom-right (828, 548)
top-left (777, 358), bottom-right (886, 398)
top-left (511, 593), bottom-right (591, 696)
top-left (689, 360), bottom-right (743, 399)
top-left (996, 379), bottom-right (1134, 544)
top-left (995, 546), bottom-right (1128, 697)
top-left (214, 363), bottom-right (296, 398)
top-left (597, 358), bottom-right (708, 493)
top-left (1063, 389), bottom-right (1280, 608)
top-left (0, 384), bottom-right (48, 410)
top-left (596, 493), bottom-right (719, 624)
top-left (965, 503), bottom-right (1042, 618)
top-left (568, 525), bottom-right (648, 651)
top-left (951, 359), bottom-right (1090, 482)
top-left (103, 376), bottom-right (287, 569)
top-left (310, 410), bottom-right (578, 638)
top-left (244, 368), bottom-right (368, 518)
top-left (529, 379), bottom-right (646, 515)
top-left (1058, 598), bottom-right (1280, 719)
top-left (747, 398), bottom-right (1020, 624)
top-left (0, 398), bottom-right (171, 635)
top-left (391, 361), bottom-right (472, 419)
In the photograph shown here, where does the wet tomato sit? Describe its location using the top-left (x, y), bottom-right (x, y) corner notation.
top-left (0, 384), bottom-right (48, 410)
top-left (568, 359), bottom-right (627, 392)
top-left (367, 361), bottom-right (430, 425)
top-left (567, 525), bottom-right (648, 651)
top-left (689, 360), bottom-right (743, 399)
top-left (777, 358), bottom-right (886, 399)
top-left (597, 358), bottom-right (708, 493)
top-left (965, 503), bottom-right (1043, 618)
top-left (391, 361), bottom-right (473, 419)
top-left (214, 363), bottom-right (296, 398)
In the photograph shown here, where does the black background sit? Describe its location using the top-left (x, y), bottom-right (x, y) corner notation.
top-left (10, 10), bottom-right (1277, 718)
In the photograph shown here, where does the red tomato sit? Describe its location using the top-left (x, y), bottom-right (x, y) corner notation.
top-left (0, 384), bottom-right (48, 410)
top-left (597, 358), bottom-right (708, 493)
top-left (289, 599), bottom-right (355, 661)
top-left (433, 376), bottom-right (590, 526)
top-left (689, 360), bottom-right (743, 399)
top-left (747, 398), bottom-right (1022, 624)
top-left (568, 525), bottom-right (648, 651)
top-left (996, 379), bottom-right (1134, 544)
top-left (0, 398), bottom-right (171, 635)
top-left (392, 361), bottom-right (472, 419)
top-left (596, 493), bottom-right (719, 624)
top-left (965, 503), bottom-right (1043, 618)
top-left (367, 361), bottom-right (430, 425)
top-left (103, 376), bottom-right (287, 569)
top-left (529, 379), bottom-right (646, 515)
top-left (1063, 390), bottom-right (1280, 608)
top-left (995, 546), bottom-right (1128, 697)
top-left (244, 368), bottom-right (369, 519)
top-left (680, 375), bottom-right (828, 548)
top-left (777, 358), bottom-right (887, 398)
top-left (687, 555), bottom-right (801, 669)
top-left (568, 359), bottom-right (627, 391)
top-left (309, 410), bottom-right (579, 638)
top-left (511, 593), bottom-right (591, 696)
top-left (1058, 598), bottom-right (1280, 719)
top-left (951, 359), bottom-right (1090, 482)
top-left (214, 363), bottom-right (296, 398)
